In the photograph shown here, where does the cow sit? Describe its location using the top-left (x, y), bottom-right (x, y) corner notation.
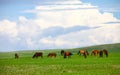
top-left (91, 50), bottom-right (99, 56)
top-left (47, 53), bottom-right (57, 58)
top-left (103, 49), bottom-right (108, 57)
top-left (32, 52), bottom-right (43, 58)
top-left (99, 50), bottom-right (103, 57)
top-left (64, 51), bottom-right (72, 58)
top-left (78, 50), bottom-right (89, 58)
top-left (61, 50), bottom-right (65, 56)
top-left (15, 53), bottom-right (19, 59)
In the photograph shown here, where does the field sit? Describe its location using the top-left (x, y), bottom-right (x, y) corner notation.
top-left (0, 43), bottom-right (120, 75)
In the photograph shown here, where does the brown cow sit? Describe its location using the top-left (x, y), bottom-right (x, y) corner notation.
top-left (91, 50), bottom-right (99, 56)
top-left (64, 51), bottom-right (72, 58)
top-left (103, 49), bottom-right (108, 57)
top-left (99, 50), bottom-right (103, 57)
top-left (15, 53), bottom-right (19, 59)
top-left (61, 50), bottom-right (65, 56)
top-left (47, 53), bottom-right (57, 58)
top-left (32, 52), bottom-right (43, 58)
top-left (78, 50), bottom-right (89, 58)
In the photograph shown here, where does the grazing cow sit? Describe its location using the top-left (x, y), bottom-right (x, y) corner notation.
top-left (99, 50), bottom-right (103, 57)
top-left (78, 50), bottom-right (89, 58)
top-left (32, 52), bottom-right (43, 58)
top-left (15, 53), bottom-right (19, 59)
top-left (64, 51), bottom-right (72, 58)
top-left (47, 53), bottom-right (57, 58)
top-left (91, 50), bottom-right (99, 56)
top-left (61, 50), bottom-right (65, 56)
top-left (103, 49), bottom-right (108, 57)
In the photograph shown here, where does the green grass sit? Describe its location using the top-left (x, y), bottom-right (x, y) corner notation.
top-left (0, 43), bottom-right (120, 75)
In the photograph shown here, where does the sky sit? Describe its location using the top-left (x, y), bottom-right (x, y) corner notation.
top-left (0, 0), bottom-right (120, 52)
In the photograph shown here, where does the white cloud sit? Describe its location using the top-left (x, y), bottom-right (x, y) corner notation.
top-left (35, 3), bottom-right (96, 11)
top-left (51, 0), bottom-right (82, 5)
top-left (26, 38), bottom-right (35, 48)
top-left (0, 16), bottom-right (41, 51)
top-left (36, 24), bottom-right (120, 49)
top-left (0, 0), bottom-right (120, 51)
top-left (39, 36), bottom-right (80, 49)
top-left (0, 20), bottom-right (19, 41)
top-left (55, 39), bottom-right (80, 48)
top-left (40, 37), bottom-right (54, 44)
top-left (34, 9), bottom-right (118, 29)
top-left (33, 0), bottom-right (118, 29)
top-left (52, 24), bottom-right (120, 48)
top-left (17, 16), bottom-right (41, 38)
top-left (19, 16), bottom-right (28, 22)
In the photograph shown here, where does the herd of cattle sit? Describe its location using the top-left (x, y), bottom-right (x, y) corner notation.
top-left (14, 49), bottom-right (108, 59)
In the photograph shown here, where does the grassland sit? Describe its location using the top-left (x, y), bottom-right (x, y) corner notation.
top-left (0, 43), bottom-right (120, 75)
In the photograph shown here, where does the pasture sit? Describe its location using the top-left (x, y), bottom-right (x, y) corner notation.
top-left (0, 43), bottom-right (120, 75)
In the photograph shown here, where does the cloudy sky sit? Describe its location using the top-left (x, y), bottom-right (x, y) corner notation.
top-left (0, 0), bottom-right (120, 52)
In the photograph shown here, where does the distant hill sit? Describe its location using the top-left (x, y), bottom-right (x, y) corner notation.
top-left (1, 43), bottom-right (119, 53)
top-left (68, 43), bottom-right (120, 53)
top-left (0, 43), bottom-right (119, 58)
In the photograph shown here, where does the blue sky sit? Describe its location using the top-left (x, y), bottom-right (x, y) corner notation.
top-left (0, 0), bottom-right (35, 20)
top-left (0, 0), bottom-right (120, 52)
top-left (81, 0), bottom-right (120, 19)
top-left (0, 0), bottom-right (120, 20)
